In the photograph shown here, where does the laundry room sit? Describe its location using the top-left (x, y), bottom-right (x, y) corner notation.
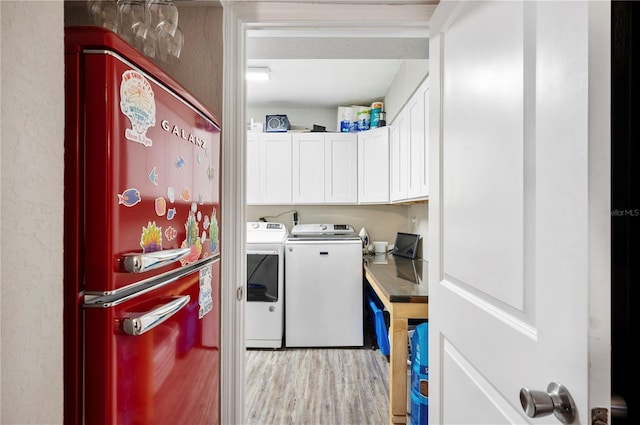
top-left (244, 24), bottom-right (431, 425)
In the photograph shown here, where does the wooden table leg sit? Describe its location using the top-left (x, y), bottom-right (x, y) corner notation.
top-left (389, 315), bottom-right (408, 424)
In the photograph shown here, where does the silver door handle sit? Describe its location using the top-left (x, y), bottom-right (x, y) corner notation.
top-left (519, 382), bottom-right (576, 424)
top-left (611, 394), bottom-right (627, 418)
top-left (121, 247), bottom-right (191, 273)
top-left (121, 295), bottom-right (190, 336)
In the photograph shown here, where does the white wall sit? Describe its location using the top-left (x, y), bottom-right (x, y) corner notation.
top-left (246, 58), bottom-right (429, 132)
top-left (1, 1), bottom-right (64, 423)
top-left (64, 3), bottom-right (224, 119)
top-left (246, 203), bottom-right (427, 255)
top-left (384, 59), bottom-right (429, 123)
top-left (246, 106), bottom-right (339, 132)
top-left (408, 202), bottom-right (429, 259)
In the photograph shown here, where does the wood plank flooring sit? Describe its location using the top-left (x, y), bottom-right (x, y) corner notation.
top-left (245, 348), bottom-right (390, 425)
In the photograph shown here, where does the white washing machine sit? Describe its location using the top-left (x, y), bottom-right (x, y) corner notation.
top-left (285, 223), bottom-right (363, 347)
top-left (246, 222), bottom-right (288, 348)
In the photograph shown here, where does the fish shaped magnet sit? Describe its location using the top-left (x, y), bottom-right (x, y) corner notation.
top-left (118, 188), bottom-right (141, 207)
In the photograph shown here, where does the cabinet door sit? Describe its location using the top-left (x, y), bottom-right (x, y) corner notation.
top-left (407, 87), bottom-right (425, 199)
top-left (420, 78), bottom-right (430, 197)
top-left (389, 111), bottom-right (409, 202)
top-left (358, 127), bottom-right (389, 203)
top-left (259, 133), bottom-right (292, 204)
top-left (292, 133), bottom-right (325, 203)
top-left (246, 132), bottom-right (260, 204)
top-left (324, 133), bottom-right (358, 203)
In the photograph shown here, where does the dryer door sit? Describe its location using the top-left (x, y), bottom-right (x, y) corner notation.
top-left (247, 252), bottom-right (279, 302)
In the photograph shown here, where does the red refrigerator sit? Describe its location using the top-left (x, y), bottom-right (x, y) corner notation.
top-left (64, 26), bottom-right (221, 424)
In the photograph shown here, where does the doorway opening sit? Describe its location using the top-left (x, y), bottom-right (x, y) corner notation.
top-left (221, 2), bottom-right (435, 423)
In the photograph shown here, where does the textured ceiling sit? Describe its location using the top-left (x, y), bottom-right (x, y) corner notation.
top-left (246, 35), bottom-right (429, 108)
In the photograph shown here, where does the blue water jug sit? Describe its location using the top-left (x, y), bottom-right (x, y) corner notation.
top-left (410, 322), bottom-right (428, 425)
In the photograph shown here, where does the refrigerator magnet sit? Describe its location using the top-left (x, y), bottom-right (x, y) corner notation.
top-left (198, 264), bottom-right (213, 319)
top-left (148, 166), bottom-right (159, 185)
top-left (117, 188), bottom-right (141, 207)
top-left (120, 70), bottom-right (155, 147)
top-left (140, 222), bottom-right (162, 253)
top-left (164, 226), bottom-right (177, 241)
top-left (155, 197), bottom-right (166, 216)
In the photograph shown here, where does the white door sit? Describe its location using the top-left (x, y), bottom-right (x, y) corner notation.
top-left (429, 2), bottom-right (610, 424)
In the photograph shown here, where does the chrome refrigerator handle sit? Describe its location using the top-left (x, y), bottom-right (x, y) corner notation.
top-left (121, 248), bottom-right (191, 273)
top-left (122, 295), bottom-right (190, 336)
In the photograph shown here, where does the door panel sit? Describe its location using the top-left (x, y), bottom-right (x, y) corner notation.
top-left (84, 259), bottom-right (220, 425)
top-left (442, 340), bottom-right (520, 424)
top-left (429, 1), bottom-right (610, 424)
top-left (324, 133), bottom-right (358, 203)
top-left (292, 133), bottom-right (325, 203)
top-left (442, 1), bottom-right (524, 310)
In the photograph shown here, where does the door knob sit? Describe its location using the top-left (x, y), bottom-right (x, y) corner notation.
top-left (519, 382), bottom-right (576, 424)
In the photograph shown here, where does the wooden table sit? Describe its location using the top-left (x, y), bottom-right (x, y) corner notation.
top-left (364, 254), bottom-right (428, 425)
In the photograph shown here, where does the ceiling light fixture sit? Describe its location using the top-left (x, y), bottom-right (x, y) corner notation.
top-left (246, 67), bottom-right (271, 81)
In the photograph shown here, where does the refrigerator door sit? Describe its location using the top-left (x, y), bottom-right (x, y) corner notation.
top-left (83, 258), bottom-right (220, 424)
top-left (66, 27), bottom-right (221, 295)
top-left (64, 27), bottom-right (222, 425)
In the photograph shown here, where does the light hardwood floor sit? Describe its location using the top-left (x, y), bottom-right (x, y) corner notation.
top-left (245, 348), bottom-right (390, 425)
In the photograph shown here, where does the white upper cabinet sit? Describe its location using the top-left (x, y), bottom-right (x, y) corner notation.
top-left (389, 110), bottom-right (409, 202)
top-left (324, 133), bottom-right (358, 203)
top-left (407, 85), bottom-right (425, 199)
top-left (246, 132), bottom-right (292, 205)
top-left (246, 131), bottom-right (261, 204)
top-left (292, 133), bottom-right (325, 203)
top-left (389, 76), bottom-right (430, 203)
top-left (419, 78), bottom-right (430, 197)
top-left (249, 131), bottom-right (357, 205)
top-left (246, 74), bottom-right (428, 206)
top-left (358, 127), bottom-right (389, 204)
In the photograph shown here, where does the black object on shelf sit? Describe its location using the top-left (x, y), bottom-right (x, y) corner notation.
top-left (311, 124), bottom-right (326, 132)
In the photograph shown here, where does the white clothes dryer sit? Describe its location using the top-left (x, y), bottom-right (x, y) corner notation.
top-left (246, 222), bottom-right (288, 348)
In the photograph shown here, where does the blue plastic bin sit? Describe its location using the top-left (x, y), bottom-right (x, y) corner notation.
top-left (366, 289), bottom-right (390, 356)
